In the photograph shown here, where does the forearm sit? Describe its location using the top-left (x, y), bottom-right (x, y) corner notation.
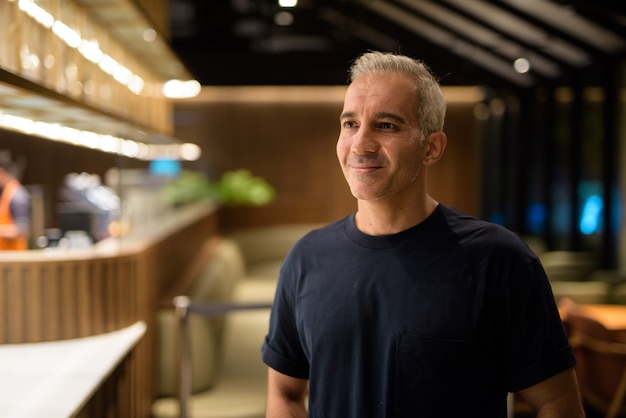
top-left (519, 368), bottom-right (585, 418)
top-left (535, 408), bottom-right (585, 418)
top-left (266, 368), bottom-right (308, 418)
top-left (266, 394), bottom-right (308, 418)
top-left (532, 395), bottom-right (585, 418)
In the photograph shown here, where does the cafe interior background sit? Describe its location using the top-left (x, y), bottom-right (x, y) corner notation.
top-left (0, 0), bottom-right (625, 417)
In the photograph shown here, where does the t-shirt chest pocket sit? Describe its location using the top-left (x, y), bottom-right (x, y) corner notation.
top-left (393, 332), bottom-right (479, 416)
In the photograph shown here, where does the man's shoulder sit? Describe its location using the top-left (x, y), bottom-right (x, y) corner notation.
top-left (286, 216), bottom-right (351, 257)
top-left (439, 204), bottom-right (529, 253)
top-left (297, 216), bottom-right (349, 243)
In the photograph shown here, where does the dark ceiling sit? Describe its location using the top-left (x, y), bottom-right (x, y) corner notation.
top-left (169, 0), bottom-right (626, 90)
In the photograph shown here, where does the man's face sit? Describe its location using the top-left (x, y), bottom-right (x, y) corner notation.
top-left (337, 72), bottom-right (426, 202)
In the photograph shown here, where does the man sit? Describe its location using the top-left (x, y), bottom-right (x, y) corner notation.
top-left (0, 158), bottom-right (31, 250)
top-left (262, 52), bottom-right (584, 417)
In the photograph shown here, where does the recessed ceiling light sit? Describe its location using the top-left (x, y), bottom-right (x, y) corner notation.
top-left (513, 57), bottom-right (531, 74)
top-left (279, 0), bottom-right (297, 7)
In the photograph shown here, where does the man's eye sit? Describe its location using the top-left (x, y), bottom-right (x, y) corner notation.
top-left (380, 122), bottom-right (395, 129)
top-left (343, 121), bottom-right (357, 128)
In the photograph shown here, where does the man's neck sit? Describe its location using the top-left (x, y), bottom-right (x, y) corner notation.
top-left (354, 195), bottom-right (438, 236)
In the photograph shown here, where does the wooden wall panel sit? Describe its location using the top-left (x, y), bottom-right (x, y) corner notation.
top-left (428, 103), bottom-right (483, 216)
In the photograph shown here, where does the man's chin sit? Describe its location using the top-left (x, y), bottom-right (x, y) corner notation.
top-left (350, 188), bottom-right (384, 202)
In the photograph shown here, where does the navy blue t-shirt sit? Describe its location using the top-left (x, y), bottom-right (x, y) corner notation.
top-left (262, 204), bottom-right (575, 417)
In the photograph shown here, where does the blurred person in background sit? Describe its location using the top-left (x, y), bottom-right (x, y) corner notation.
top-left (0, 154), bottom-right (31, 250)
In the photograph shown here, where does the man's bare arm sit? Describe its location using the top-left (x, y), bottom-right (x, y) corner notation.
top-left (517, 367), bottom-right (585, 417)
top-left (266, 367), bottom-right (309, 418)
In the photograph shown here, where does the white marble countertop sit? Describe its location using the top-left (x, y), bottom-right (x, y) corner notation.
top-left (0, 321), bottom-right (146, 418)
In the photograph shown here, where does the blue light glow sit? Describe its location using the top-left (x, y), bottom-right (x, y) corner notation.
top-left (149, 159), bottom-right (181, 177)
top-left (580, 194), bottom-right (603, 235)
top-left (526, 203), bottom-right (547, 234)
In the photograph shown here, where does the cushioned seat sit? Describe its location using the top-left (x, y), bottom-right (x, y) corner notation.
top-left (152, 284), bottom-right (271, 418)
top-left (153, 224), bottom-right (318, 418)
top-left (560, 299), bottom-right (626, 418)
top-left (540, 251), bottom-right (598, 282)
top-left (228, 223), bottom-right (322, 279)
top-left (155, 238), bottom-right (246, 397)
top-left (550, 280), bottom-right (611, 304)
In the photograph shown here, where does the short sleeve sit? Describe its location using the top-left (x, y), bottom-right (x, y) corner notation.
top-left (501, 258), bottom-right (576, 392)
top-left (261, 253), bottom-right (310, 379)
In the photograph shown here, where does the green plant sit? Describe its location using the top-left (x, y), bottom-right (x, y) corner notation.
top-left (214, 169), bottom-right (275, 206)
top-left (162, 169), bottom-right (275, 207)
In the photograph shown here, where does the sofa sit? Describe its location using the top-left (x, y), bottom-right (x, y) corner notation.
top-left (538, 250), bottom-right (619, 305)
top-left (151, 223), bottom-right (321, 418)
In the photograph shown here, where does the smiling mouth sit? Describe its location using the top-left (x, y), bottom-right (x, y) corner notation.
top-left (347, 155), bottom-right (384, 174)
top-left (349, 165), bottom-right (382, 175)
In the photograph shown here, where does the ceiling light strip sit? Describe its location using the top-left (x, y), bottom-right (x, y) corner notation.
top-left (364, 1), bottom-right (534, 87)
top-left (396, 0), bottom-right (560, 78)
top-left (502, 0), bottom-right (625, 54)
top-left (444, 0), bottom-right (590, 67)
top-left (0, 110), bottom-right (200, 161)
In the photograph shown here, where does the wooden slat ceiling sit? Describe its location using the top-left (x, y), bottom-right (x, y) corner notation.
top-left (169, 0), bottom-right (626, 89)
top-left (75, 0), bottom-right (192, 80)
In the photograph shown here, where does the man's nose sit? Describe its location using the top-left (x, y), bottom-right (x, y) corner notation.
top-left (352, 127), bottom-right (378, 154)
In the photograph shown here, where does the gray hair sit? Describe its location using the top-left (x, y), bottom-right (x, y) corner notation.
top-left (348, 51), bottom-right (446, 140)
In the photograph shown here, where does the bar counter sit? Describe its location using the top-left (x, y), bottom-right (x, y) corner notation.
top-left (0, 321), bottom-right (145, 418)
top-left (0, 202), bottom-right (219, 418)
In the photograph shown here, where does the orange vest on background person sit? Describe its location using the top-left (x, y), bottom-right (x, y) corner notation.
top-left (0, 179), bottom-right (28, 250)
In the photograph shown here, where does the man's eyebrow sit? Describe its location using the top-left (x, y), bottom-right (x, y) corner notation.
top-left (339, 111), bottom-right (406, 124)
top-left (339, 111), bottom-right (356, 120)
top-left (375, 112), bottom-right (406, 124)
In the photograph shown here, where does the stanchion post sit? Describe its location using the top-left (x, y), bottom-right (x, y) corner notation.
top-left (174, 295), bottom-right (191, 418)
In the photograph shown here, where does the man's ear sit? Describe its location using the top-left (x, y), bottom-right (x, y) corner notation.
top-left (423, 131), bottom-right (447, 165)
